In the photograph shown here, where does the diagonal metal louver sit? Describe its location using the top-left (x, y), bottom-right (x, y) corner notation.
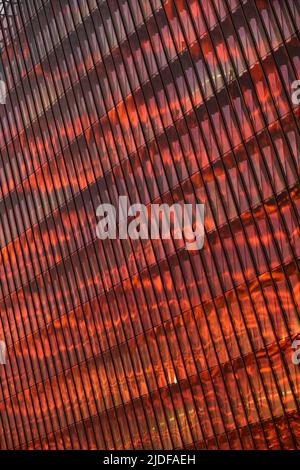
top-left (0, 1), bottom-right (18, 106)
top-left (0, 0), bottom-right (18, 36)
top-left (0, 0), bottom-right (299, 451)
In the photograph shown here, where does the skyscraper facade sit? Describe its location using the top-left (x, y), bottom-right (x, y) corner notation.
top-left (0, 0), bottom-right (299, 450)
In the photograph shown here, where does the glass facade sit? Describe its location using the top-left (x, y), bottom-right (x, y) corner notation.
top-left (0, 0), bottom-right (299, 450)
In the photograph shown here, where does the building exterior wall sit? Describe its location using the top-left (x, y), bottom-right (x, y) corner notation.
top-left (0, 0), bottom-right (299, 450)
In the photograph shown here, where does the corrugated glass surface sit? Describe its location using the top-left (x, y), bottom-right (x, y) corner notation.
top-left (0, 0), bottom-right (299, 450)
